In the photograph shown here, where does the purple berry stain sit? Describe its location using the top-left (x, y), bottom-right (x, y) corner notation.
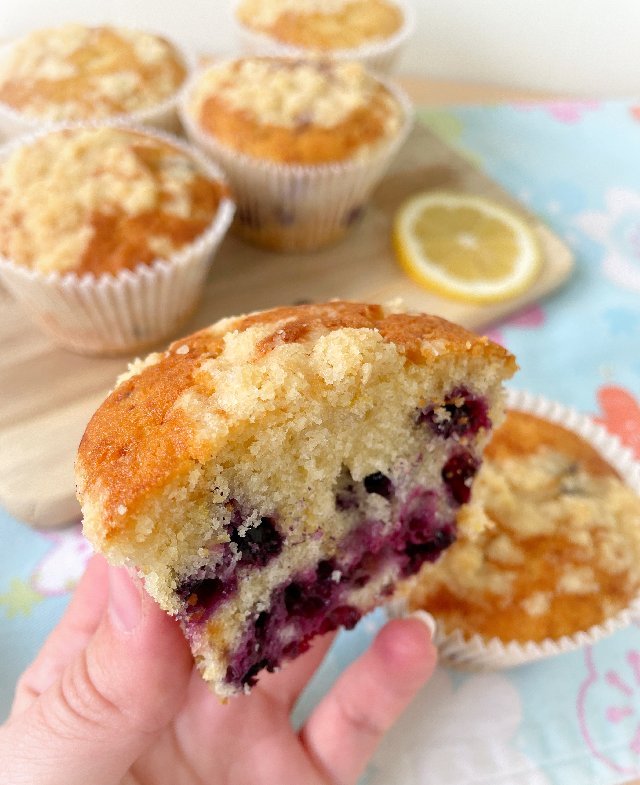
top-left (442, 450), bottom-right (479, 505)
top-left (418, 387), bottom-right (490, 440)
top-left (177, 573), bottom-right (238, 624)
top-left (230, 516), bottom-right (283, 568)
top-left (225, 486), bottom-right (460, 690)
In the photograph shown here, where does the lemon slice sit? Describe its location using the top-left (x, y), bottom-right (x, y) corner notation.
top-left (393, 191), bottom-right (542, 303)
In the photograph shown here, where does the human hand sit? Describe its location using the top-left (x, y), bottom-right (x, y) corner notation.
top-left (0, 555), bottom-right (436, 785)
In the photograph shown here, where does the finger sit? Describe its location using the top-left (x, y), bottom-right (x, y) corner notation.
top-left (12, 555), bottom-right (109, 716)
top-left (257, 631), bottom-right (336, 711)
top-left (1, 565), bottom-right (193, 785)
top-left (300, 617), bottom-right (437, 785)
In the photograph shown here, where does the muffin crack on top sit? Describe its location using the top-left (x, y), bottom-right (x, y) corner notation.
top-left (78, 301), bottom-right (516, 697)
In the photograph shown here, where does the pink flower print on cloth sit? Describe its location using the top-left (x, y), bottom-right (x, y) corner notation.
top-left (32, 524), bottom-right (93, 597)
top-left (485, 304), bottom-right (546, 346)
top-left (517, 101), bottom-right (600, 124)
top-left (578, 643), bottom-right (640, 778)
top-left (575, 187), bottom-right (640, 292)
top-left (594, 386), bottom-right (640, 460)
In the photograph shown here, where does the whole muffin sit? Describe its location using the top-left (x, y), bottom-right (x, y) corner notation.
top-left (0, 24), bottom-right (189, 138)
top-left (181, 56), bottom-right (411, 251)
top-left (406, 405), bottom-right (640, 666)
top-left (234, 0), bottom-right (415, 73)
top-left (77, 301), bottom-right (516, 697)
top-left (0, 125), bottom-right (234, 354)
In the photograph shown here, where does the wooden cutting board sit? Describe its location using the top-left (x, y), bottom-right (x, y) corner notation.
top-left (0, 121), bottom-right (573, 529)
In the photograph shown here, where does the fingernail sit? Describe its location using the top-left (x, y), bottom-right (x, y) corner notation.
top-left (409, 610), bottom-right (438, 640)
top-left (108, 566), bottom-right (143, 633)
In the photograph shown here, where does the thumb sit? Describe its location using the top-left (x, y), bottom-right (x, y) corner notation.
top-left (1, 565), bottom-right (193, 785)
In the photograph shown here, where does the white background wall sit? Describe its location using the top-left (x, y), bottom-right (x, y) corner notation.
top-left (2, 1), bottom-right (639, 96)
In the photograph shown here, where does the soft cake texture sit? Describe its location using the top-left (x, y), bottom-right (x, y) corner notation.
top-left (0, 127), bottom-right (227, 274)
top-left (77, 301), bottom-right (516, 697)
top-left (0, 24), bottom-right (186, 121)
top-left (406, 410), bottom-right (640, 643)
top-left (235, 0), bottom-right (403, 50)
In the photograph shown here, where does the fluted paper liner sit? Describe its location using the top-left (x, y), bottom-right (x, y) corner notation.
top-left (232, 0), bottom-right (416, 74)
top-left (0, 36), bottom-right (194, 141)
top-left (0, 123), bottom-right (235, 356)
top-left (179, 62), bottom-right (413, 252)
top-left (390, 388), bottom-right (640, 670)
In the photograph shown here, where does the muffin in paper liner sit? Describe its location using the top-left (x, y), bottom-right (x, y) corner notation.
top-left (0, 123), bottom-right (235, 356)
top-left (179, 60), bottom-right (413, 253)
top-left (0, 30), bottom-right (194, 142)
top-left (232, 0), bottom-right (416, 74)
top-left (389, 387), bottom-right (640, 670)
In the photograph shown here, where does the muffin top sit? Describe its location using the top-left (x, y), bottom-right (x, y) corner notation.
top-left (188, 57), bottom-right (405, 165)
top-left (0, 127), bottom-right (228, 275)
top-left (76, 300), bottom-right (515, 543)
top-left (235, 0), bottom-right (404, 50)
top-left (407, 410), bottom-right (640, 643)
top-left (0, 24), bottom-right (187, 121)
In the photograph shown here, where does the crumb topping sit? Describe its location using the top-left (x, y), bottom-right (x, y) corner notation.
top-left (0, 25), bottom-right (186, 120)
top-left (408, 411), bottom-right (640, 642)
top-left (236, 0), bottom-right (403, 50)
top-left (192, 58), bottom-right (400, 132)
top-left (77, 301), bottom-right (515, 539)
top-left (0, 127), bottom-right (225, 274)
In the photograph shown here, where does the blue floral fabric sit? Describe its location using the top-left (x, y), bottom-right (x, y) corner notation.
top-left (2, 99), bottom-right (640, 785)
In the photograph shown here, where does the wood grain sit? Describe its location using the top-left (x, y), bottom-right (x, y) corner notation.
top-left (0, 119), bottom-right (573, 530)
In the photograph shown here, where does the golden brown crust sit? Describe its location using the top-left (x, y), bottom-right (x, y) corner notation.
top-left (236, 301), bottom-right (515, 366)
top-left (75, 176), bottom-right (228, 275)
top-left (0, 128), bottom-right (229, 275)
top-left (485, 410), bottom-right (618, 478)
top-left (237, 0), bottom-right (403, 50)
top-left (198, 86), bottom-right (396, 165)
top-left (0, 26), bottom-right (186, 120)
top-left (76, 301), bottom-right (515, 531)
top-left (267, 5), bottom-right (403, 50)
top-left (408, 410), bottom-right (637, 643)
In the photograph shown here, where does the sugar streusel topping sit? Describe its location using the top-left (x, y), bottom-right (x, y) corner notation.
top-left (191, 58), bottom-right (401, 133)
top-left (0, 128), bottom-right (224, 274)
top-left (0, 25), bottom-right (186, 120)
top-left (238, 0), bottom-right (356, 27)
top-left (408, 429), bottom-right (640, 642)
top-left (236, 0), bottom-right (403, 49)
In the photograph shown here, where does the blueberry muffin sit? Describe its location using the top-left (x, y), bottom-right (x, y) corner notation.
top-left (0, 24), bottom-right (188, 136)
top-left (181, 57), bottom-right (411, 251)
top-left (0, 125), bottom-right (234, 354)
top-left (234, 0), bottom-right (413, 73)
top-left (77, 301), bottom-right (516, 696)
top-left (407, 410), bottom-right (640, 645)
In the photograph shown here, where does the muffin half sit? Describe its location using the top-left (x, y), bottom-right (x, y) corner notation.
top-left (77, 301), bottom-right (516, 697)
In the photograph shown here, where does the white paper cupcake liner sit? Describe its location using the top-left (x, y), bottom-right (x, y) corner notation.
top-left (389, 388), bottom-right (640, 670)
top-left (0, 35), bottom-right (194, 142)
top-left (179, 62), bottom-right (413, 252)
top-left (232, 0), bottom-right (416, 74)
top-left (0, 122), bottom-right (235, 356)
